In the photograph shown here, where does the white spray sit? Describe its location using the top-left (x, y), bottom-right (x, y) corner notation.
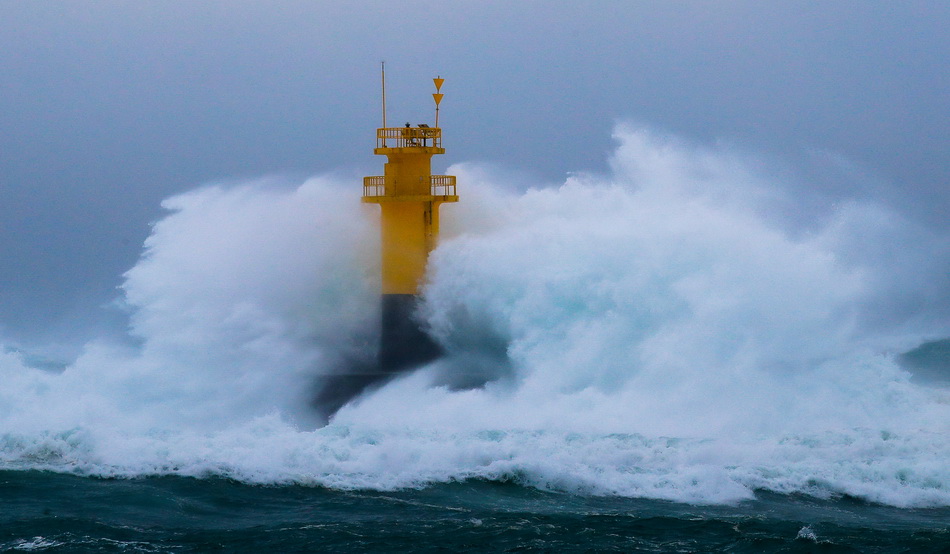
top-left (1, 126), bottom-right (947, 506)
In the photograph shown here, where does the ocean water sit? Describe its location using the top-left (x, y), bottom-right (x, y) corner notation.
top-left (1, 127), bottom-right (948, 551)
top-left (2, 472), bottom-right (949, 552)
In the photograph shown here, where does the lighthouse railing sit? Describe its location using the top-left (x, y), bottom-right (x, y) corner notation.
top-left (362, 175), bottom-right (456, 198)
top-left (429, 175), bottom-right (456, 196)
top-left (363, 176), bottom-right (386, 197)
top-left (376, 127), bottom-right (442, 149)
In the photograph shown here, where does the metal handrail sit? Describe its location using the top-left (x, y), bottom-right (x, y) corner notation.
top-left (429, 175), bottom-right (456, 196)
top-left (376, 127), bottom-right (442, 149)
top-left (362, 175), bottom-right (456, 198)
top-left (363, 176), bottom-right (386, 197)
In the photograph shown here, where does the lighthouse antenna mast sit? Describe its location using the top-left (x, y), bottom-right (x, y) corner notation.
top-left (380, 61), bottom-right (387, 145)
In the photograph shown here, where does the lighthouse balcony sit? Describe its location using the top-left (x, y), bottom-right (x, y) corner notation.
top-left (362, 175), bottom-right (458, 203)
top-left (374, 126), bottom-right (444, 151)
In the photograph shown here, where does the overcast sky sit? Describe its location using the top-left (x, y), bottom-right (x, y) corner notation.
top-left (1, 0), bottom-right (947, 350)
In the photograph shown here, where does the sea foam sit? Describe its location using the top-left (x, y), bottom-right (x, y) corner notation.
top-left (1, 126), bottom-right (948, 507)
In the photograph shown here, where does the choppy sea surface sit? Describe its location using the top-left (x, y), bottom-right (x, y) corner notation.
top-left (2, 471), bottom-right (948, 553)
top-left (2, 128), bottom-right (948, 551)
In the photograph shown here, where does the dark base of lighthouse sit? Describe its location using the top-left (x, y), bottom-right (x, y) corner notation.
top-left (312, 294), bottom-right (441, 422)
top-left (379, 294), bottom-right (441, 372)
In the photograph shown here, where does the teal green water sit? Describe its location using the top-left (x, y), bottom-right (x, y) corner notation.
top-left (2, 471), bottom-right (947, 552)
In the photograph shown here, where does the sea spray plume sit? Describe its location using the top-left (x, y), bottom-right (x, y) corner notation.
top-left (341, 125), bottom-right (949, 439)
top-left (118, 176), bottom-right (379, 427)
top-left (0, 177), bottom-right (375, 433)
top-left (413, 165), bottom-right (526, 391)
top-left (815, 200), bottom-right (950, 345)
top-left (606, 125), bottom-right (950, 347)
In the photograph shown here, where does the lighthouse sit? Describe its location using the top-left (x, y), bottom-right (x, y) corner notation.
top-left (362, 69), bottom-right (458, 372)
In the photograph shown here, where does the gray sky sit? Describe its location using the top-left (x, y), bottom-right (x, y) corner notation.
top-left (1, 0), bottom-right (948, 350)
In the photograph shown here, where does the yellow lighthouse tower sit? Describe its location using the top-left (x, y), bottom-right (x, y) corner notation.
top-left (363, 69), bottom-right (458, 371)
